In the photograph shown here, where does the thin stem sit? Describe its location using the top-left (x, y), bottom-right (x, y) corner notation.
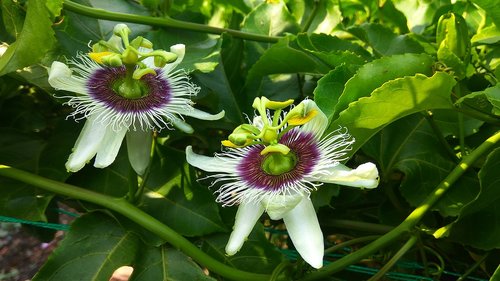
top-left (367, 235), bottom-right (418, 281)
top-left (456, 252), bottom-right (490, 281)
top-left (455, 85), bottom-right (466, 157)
top-left (323, 219), bottom-right (393, 234)
top-left (301, 0), bottom-right (320, 32)
top-left (62, 1), bottom-right (281, 43)
top-left (302, 130), bottom-right (500, 281)
top-left (325, 235), bottom-right (381, 254)
top-left (422, 111), bottom-right (459, 163)
top-left (0, 165), bottom-right (270, 281)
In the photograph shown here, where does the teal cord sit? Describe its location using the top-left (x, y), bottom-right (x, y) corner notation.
top-left (0, 215), bottom-right (70, 231)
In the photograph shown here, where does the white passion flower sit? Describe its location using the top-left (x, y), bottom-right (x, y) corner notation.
top-left (186, 98), bottom-right (379, 269)
top-left (48, 24), bottom-right (224, 175)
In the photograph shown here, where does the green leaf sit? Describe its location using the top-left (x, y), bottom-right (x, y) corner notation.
top-left (246, 36), bottom-right (330, 82)
top-left (305, 0), bottom-right (342, 33)
top-left (472, 24), bottom-right (500, 45)
top-left (364, 114), bottom-right (479, 216)
top-left (297, 33), bottom-right (372, 59)
top-left (33, 213), bottom-right (140, 281)
top-left (296, 33), bottom-right (369, 68)
top-left (1, 0), bottom-right (25, 39)
top-left (55, 0), bottom-right (150, 57)
top-left (150, 29), bottom-right (221, 73)
top-left (471, 0), bottom-right (500, 28)
top-left (347, 23), bottom-right (424, 56)
top-left (142, 147), bottom-right (226, 237)
top-left (201, 223), bottom-right (285, 274)
top-left (131, 245), bottom-right (216, 281)
top-left (0, 0), bottom-right (56, 75)
top-left (313, 64), bottom-right (358, 120)
top-left (431, 109), bottom-right (484, 138)
top-left (391, 0), bottom-right (444, 33)
top-left (67, 147), bottom-right (133, 198)
top-left (456, 84), bottom-right (500, 116)
top-left (331, 53), bottom-right (435, 120)
top-left (241, 1), bottom-right (300, 36)
top-left (0, 128), bottom-right (56, 221)
top-left (447, 148), bottom-right (500, 249)
top-left (329, 72), bottom-right (456, 157)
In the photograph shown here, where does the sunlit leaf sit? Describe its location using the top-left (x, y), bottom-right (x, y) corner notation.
top-left (331, 53), bottom-right (435, 120)
top-left (0, 0), bottom-right (56, 75)
top-left (329, 72), bottom-right (456, 157)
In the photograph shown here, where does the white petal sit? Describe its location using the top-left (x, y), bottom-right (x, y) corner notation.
top-left (126, 129), bottom-right (153, 175)
top-left (261, 194), bottom-right (303, 220)
top-left (171, 117), bottom-right (194, 134)
top-left (282, 198), bottom-right (324, 269)
top-left (162, 44), bottom-right (185, 74)
top-left (316, 162), bottom-right (379, 189)
top-left (185, 146), bottom-right (237, 173)
top-left (94, 125), bottom-right (128, 168)
top-left (299, 100), bottom-right (328, 139)
top-left (252, 116), bottom-right (264, 130)
top-left (65, 116), bottom-right (107, 172)
top-left (225, 201), bottom-right (265, 255)
top-left (182, 109), bottom-right (225, 121)
top-left (48, 61), bottom-right (86, 93)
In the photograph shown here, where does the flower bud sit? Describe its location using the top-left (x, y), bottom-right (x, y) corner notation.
top-left (113, 24), bottom-right (131, 37)
top-left (121, 46), bottom-right (138, 65)
top-left (153, 51), bottom-right (178, 68)
top-left (437, 13), bottom-right (470, 59)
top-left (100, 54), bottom-right (123, 67)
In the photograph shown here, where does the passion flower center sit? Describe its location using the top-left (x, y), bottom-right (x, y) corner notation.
top-left (261, 151), bottom-right (297, 176)
top-left (112, 77), bottom-right (149, 99)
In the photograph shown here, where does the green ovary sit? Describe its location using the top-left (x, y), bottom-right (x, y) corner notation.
top-left (261, 151), bottom-right (297, 176)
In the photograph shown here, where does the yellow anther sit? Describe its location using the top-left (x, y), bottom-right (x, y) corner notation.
top-left (287, 109), bottom-right (318, 126)
top-left (88, 52), bottom-right (114, 64)
top-left (221, 140), bottom-right (242, 148)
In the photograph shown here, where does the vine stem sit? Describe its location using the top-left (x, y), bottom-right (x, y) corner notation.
top-left (302, 130), bottom-right (500, 281)
top-left (0, 165), bottom-right (270, 281)
top-left (62, 0), bottom-right (281, 43)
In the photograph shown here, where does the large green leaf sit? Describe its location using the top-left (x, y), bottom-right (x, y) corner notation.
top-left (364, 114), bottom-right (479, 216)
top-left (131, 245), bottom-right (216, 281)
top-left (447, 148), bottom-right (500, 249)
top-left (328, 72), bottom-right (456, 157)
top-left (331, 53), bottom-right (435, 120)
top-left (33, 213), bottom-right (140, 281)
top-left (0, 0), bottom-right (56, 75)
top-left (347, 23), bottom-right (424, 56)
